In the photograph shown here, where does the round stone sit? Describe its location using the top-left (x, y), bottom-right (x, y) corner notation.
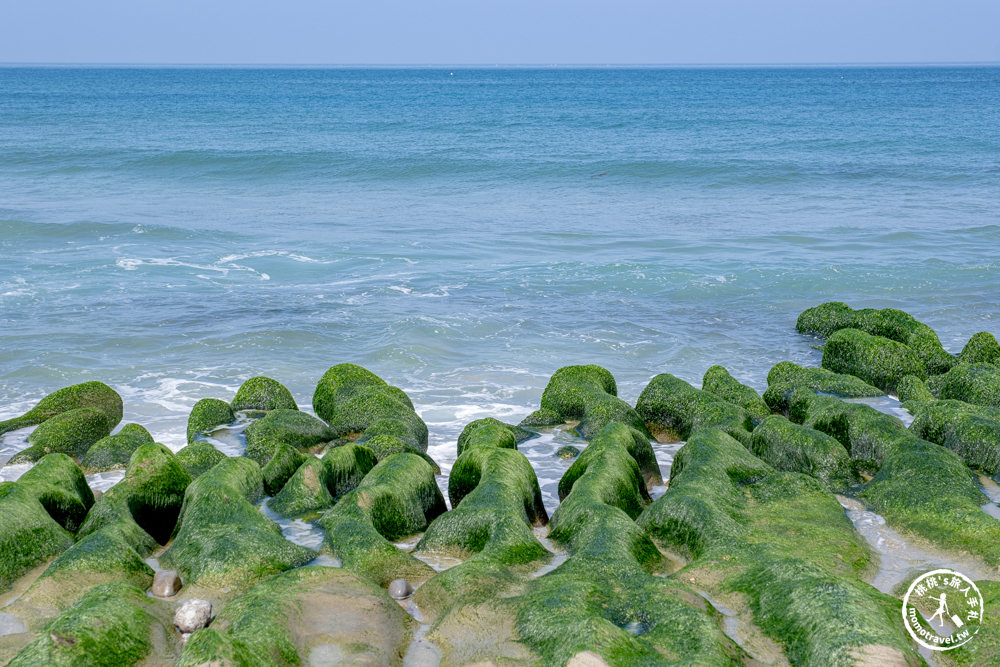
top-left (556, 445), bottom-right (581, 460)
top-left (151, 570), bottom-right (182, 598)
top-left (388, 579), bottom-right (413, 600)
top-left (174, 599), bottom-right (212, 633)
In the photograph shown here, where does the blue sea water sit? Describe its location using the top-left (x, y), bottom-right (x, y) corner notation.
top-left (1, 66), bottom-right (998, 467)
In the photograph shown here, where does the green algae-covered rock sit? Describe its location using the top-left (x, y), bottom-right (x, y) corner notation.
top-left (8, 582), bottom-right (166, 667)
top-left (10, 407), bottom-right (112, 463)
top-left (186, 397), bottom-right (235, 443)
top-left (243, 408), bottom-right (334, 466)
top-left (80, 423), bottom-right (154, 473)
top-left (160, 457), bottom-right (314, 591)
top-left (556, 445), bottom-right (580, 459)
top-left (319, 453), bottom-right (445, 586)
top-left (0, 381), bottom-right (122, 438)
top-left (636, 372), bottom-right (754, 445)
top-left (362, 433), bottom-right (440, 473)
top-left (557, 422), bottom-right (661, 500)
top-left (908, 399), bottom-right (1000, 474)
top-left (312, 363), bottom-right (428, 450)
top-left (261, 441), bottom-right (308, 495)
top-left (960, 331), bottom-right (1000, 365)
top-left (702, 364), bottom-right (771, 422)
top-left (0, 482), bottom-right (74, 592)
top-left (750, 415), bottom-right (855, 490)
top-left (269, 457), bottom-right (333, 516)
top-left (927, 362), bottom-right (1000, 409)
top-left (896, 374), bottom-right (935, 405)
top-left (763, 360), bottom-right (882, 415)
top-left (798, 301), bottom-right (955, 375)
top-left (456, 417), bottom-right (529, 457)
top-left (16, 453), bottom-right (94, 532)
top-left (231, 376), bottom-right (297, 412)
top-left (519, 364), bottom-right (649, 439)
top-left (321, 443), bottom-right (377, 499)
top-left (795, 391), bottom-right (911, 470)
top-left (176, 567), bottom-right (410, 667)
top-left (822, 327), bottom-right (926, 394)
top-left (175, 441), bottom-right (227, 478)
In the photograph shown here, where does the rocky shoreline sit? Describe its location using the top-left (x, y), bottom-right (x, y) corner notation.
top-left (0, 302), bottom-right (999, 665)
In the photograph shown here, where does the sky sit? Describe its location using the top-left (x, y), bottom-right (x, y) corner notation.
top-left (2, 0), bottom-right (999, 65)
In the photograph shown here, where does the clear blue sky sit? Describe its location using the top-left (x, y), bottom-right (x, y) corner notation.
top-left (3, 0), bottom-right (999, 65)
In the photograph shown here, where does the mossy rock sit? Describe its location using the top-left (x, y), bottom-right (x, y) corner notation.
top-left (360, 433), bottom-right (440, 474)
top-left (160, 457), bottom-right (315, 592)
top-left (8, 582), bottom-right (166, 667)
top-left (557, 422), bottom-right (661, 500)
top-left (269, 458), bottom-right (334, 516)
top-left (10, 407), bottom-right (112, 463)
top-left (456, 417), bottom-right (530, 457)
top-left (821, 328), bottom-right (926, 394)
top-left (175, 442), bottom-right (227, 478)
top-left (0, 381), bottom-right (122, 438)
top-left (312, 363), bottom-right (428, 450)
top-left (556, 445), bottom-right (580, 459)
top-left (927, 362), bottom-right (1000, 409)
top-left (80, 423), bottom-right (154, 473)
top-left (795, 391), bottom-right (911, 470)
top-left (896, 374), bottom-right (935, 405)
top-left (186, 397), bottom-right (235, 443)
top-left (320, 443), bottom-right (377, 500)
top-left (908, 399), bottom-right (1000, 474)
top-left (16, 453), bottom-right (95, 532)
top-left (243, 408), bottom-right (334, 466)
top-left (750, 415), bottom-right (856, 490)
top-left (960, 331), bottom-right (1000, 366)
top-left (0, 482), bottom-right (74, 592)
top-left (636, 373), bottom-right (754, 446)
top-left (261, 442), bottom-right (308, 496)
top-left (763, 361), bottom-right (882, 416)
top-left (519, 364), bottom-right (650, 440)
top-left (702, 365), bottom-right (771, 422)
top-left (231, 376), bottom-right (297, 412)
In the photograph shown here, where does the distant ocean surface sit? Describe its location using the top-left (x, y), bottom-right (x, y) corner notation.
top-left (2, 66), bottom-right (999, 467)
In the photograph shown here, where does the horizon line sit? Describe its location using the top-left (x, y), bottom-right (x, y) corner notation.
top-left (2, 60), bottom-right (999, 69)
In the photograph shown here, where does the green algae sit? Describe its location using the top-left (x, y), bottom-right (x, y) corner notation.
top-left (175, 441), bottom-right (227, 478)
top-left (927, 362), bottom-right (1000, 409)
top-left (243, 408), bottom-right (333, 466)
top-left (268, 457), bottom-right (334, 516)
top-left (79, 423), bottom-right (154, 473)
top-left (702, 365), bottom-right (771, 423)
top-left (959, 332), bottom-right (1000, 366)
top-left (0, 482), bottom-right (74, 592)
top-left (763, 361), bottom-right (882, 416)
top-left (361, 433), bottom-right (440, 473)
top-left (231, 376), bottom-right (298, 412)
top-left (186, 397), bottom-right (235, 443)
top-left (16, 453), bottom-right (94, 532)
top-left (456, 417), bottom-right (529, 457)
top-left (750, 414), bottom-right (856, 490)
top-left (260, 441), bottom-right (308, 495)
top-left (908, 399), bottom-right (1000, 473)
top-left (10, 407), bottom-right (112, 463)
top-left (557, 422), bottom-right (661, 502)
top-left (896, 374), bottom-right (935, 404)
top-left (821, 328), bottom-right (926, 394)
top-left (636, 373), bottom-right (754, 446)
top-left (320, 443), bottom-right (377, 499)
top-left (0, 381), bottom-right (122, 438)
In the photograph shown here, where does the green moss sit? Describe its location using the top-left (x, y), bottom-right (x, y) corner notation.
top-left (312, 363), bottom-right (428, 450)
top-left (636, 373), bottom-right (754, 446)
top-left (798, 302), bottom-right (955, 375)
top-left (908, 399), bottom-right (1000, 474)
top-left (959, 332), bottom-right (1000, 366)
top-left (160, 457), bottom-right (315, 591)
top-left (456, 417), bottom-right (526, 457)
top-left (269, 458), bottom-right (334, 516)
top-left (558, 422), bottom-right (661, 501)
top-left (360, 433), bottom-right (440, 474)
top-left (518, 364), bottom-right (649, 439)
top-left (80, 423), bottom-right (154, 473)
top-left (10, 407), bottom-right (112, 463)
top-left (795, 392), bottom-right (910, 470)
top-left (243, 408), bottom-right (334, 466)
top-left (750, 415), bottom-right (856, 490)
top-left (821, 328), bottom-right (926, 394)
top-left (261, 442), bottom-right (307, 495)
top-left (702, 365), bottom-right (771, 423)
top-left (0, 381), bottom-right (122, 437)
top-left (938, 579), bottom-right (1000, 666)
top-left (175, 628), bottom-right (256, 667)
top-left (231, 376), bottom-right (298, 412)
top-left (319, 453), bottom-right (445, 586)
top-left (16, 453), bottom-right (95, 532)
top-left (556, 445), bottom-right (580, 459)
top-left (0, 482), bottom-right (74, 592)
top-left (896, 374), bottom-right (935, 405)
top-left (186, 397), bottom-right (235, 443)
top-left (7, 582), bottom-right (164, 667)
top-left (763, 361), bottom-right (882, 415)
top-left (175, 441), bottom-right (227, 478)
top-left (927, 362), bottom-right (1000, 409)
top-left (320, 443), bottom-right (377, 500)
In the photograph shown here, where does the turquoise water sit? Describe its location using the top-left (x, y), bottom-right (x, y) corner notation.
top-left (1, 66), bottom-right (998, 461)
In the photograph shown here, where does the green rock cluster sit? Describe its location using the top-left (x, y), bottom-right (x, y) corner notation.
top-left (268, 443), bottom-right (378, 516)
top-left (750, 414), bottom-right (856, 490)
top-left (821, 328), bottom-right (927, 394)
top-left (702, 365), bottom-right (771, 422)
top-left (80, 423), bottom-right (155, 473)
top-left (243, 408), bottom-right (333, 466)
top-left (520, 364), bottom-right (649, 439)
top-left (10, 407), bottom-right (113, 463)
top-left (908, 398), bottom-right (1000, 474)
top-left (0, 381), bottom-right (123, 437)
top-left (927, 361), bottom-right (1000, 409)
top-left (636, 372), bottom-right (754, 445)
top-left (763, 361), bottom-right (882, 415)
top-left (959, 331), bottom-right (1000, 365)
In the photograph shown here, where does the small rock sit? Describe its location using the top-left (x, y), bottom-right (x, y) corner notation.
top-left (567, 651), bottom-right (611, 667)
top-left (174, 599), bottom-right (212, 633)
top-left (388, 579), bottom-right (413, 600)
top-left (556, 445), bottom-right (581, 460)
top-left (151, 570), bottom-right (182, 598)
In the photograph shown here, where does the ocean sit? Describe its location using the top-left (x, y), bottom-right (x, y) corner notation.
top-left (1, 65), bottom-right (999, 482)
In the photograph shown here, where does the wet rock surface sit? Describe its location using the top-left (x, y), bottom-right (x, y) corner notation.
top-left (174, 598), bottom-right (211, 633)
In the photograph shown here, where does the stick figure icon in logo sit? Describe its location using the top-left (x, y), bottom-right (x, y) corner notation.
top-left (929, 593), bottom-right (950, 627)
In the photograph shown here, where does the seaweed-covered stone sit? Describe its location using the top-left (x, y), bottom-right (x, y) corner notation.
top-left (243, 409), bottom-right (334, 466)
top-left (636, 373), bottom-right (754, 445)
top-left (231, 376), bottom-right (297, 412)
top-left (312, 363), bottom-right (429, 450)
top-left (960, 331), bottom-right (1000, 365)
top-left (80, 423), bottom-right (154, 473)
top-left (763, 361), bottom-right (882, 415)
top-left (797, 301), bottom-right (954, 375)
top-left (702, 365), bottom-right (771, 422)
top-left (175, 442), bottom-right (227, 479)
top-left (361, 433), bottom-right (440, 473)
top-left (186, 398), bottom-right (235, 443)
top-left (320, 443), bottom-right (377, 499)
top-left (261, 442), bottom-right (308, 495)
top-left (926, 362), bottom-right (1000, 409)
top-left (821, 328), bottom-right (926, 394)
top-left (908, 399), bottom-right (1000, 474)
top-left (557, 422), bottom-right (661, 499)
top-left (0, 482), bottom-right (74, 592)
top-left (10, 407), bottom-right (112, 463)
top-left (750, 415), bottom-right (855, 489)
top-left (896, 374), bottom-right (935, 405)
top-left (269, 458), bottom-right (334, 516)
top-left (16, 453), bottom-right (95, 532)
top-left (8, 582), bottom-right (166, 667)
top-left (519, 365), bottom-right (649, 439)
top-left (795, 392), bottom-right (911, 470)
top-left (160, 457), bottom-right (314, 591)
top-left (319, 453), bottom-right (445, 586)
top-left (556, 445), bottom-right (580, 459)
top-left (0, 381), bottom-right (122, 437)
top-left (456, 417), bottom-right (527, 457)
